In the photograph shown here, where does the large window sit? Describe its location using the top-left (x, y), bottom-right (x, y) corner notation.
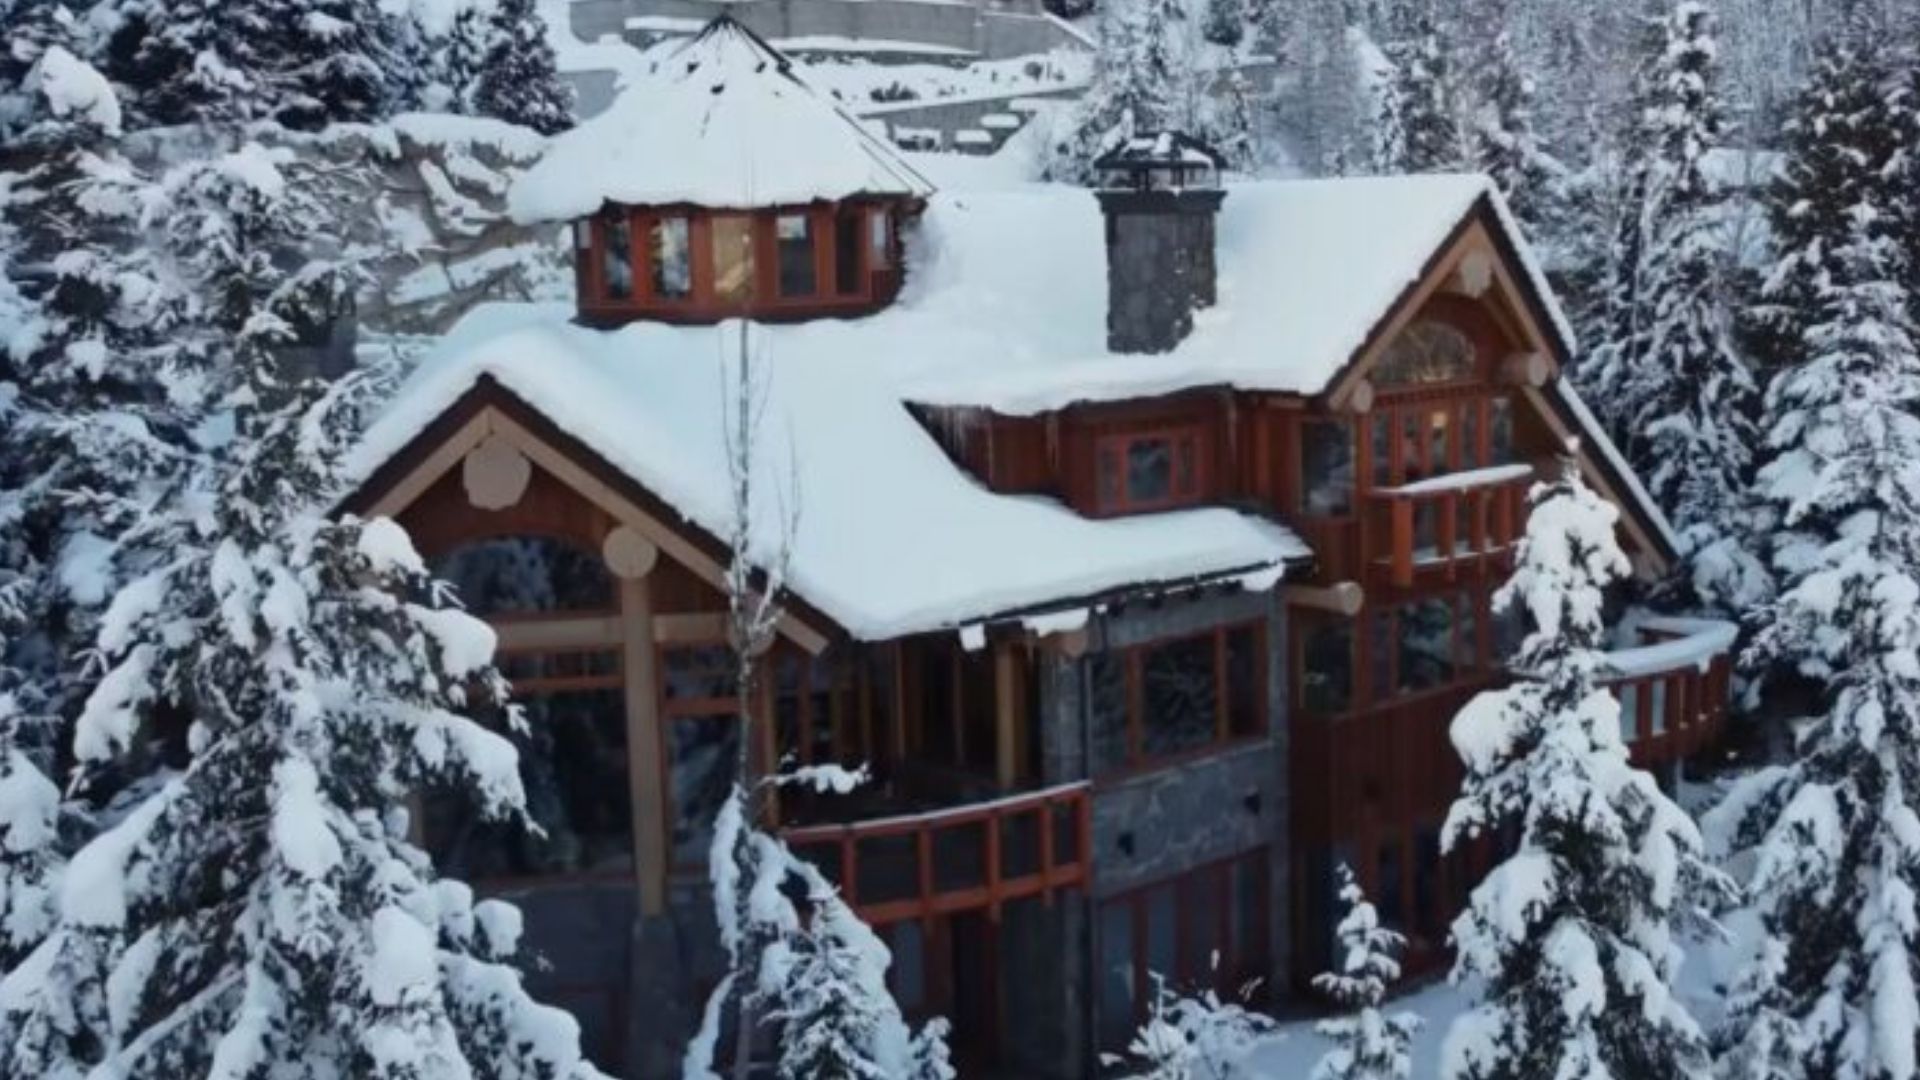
top-left (834, 208), bottom-right (865, 296)
top-left (662, 643), bottom-right (744, 867)
top-left (1088, 623), bottom-right (1265, 774)
top-left (776, 213), bottom-right (817, 297)
top-left (1299, 419), bottom-right (1355, 517)
top-left (597, 210), bottom-right (634, 301)
top-left (711, 215), bottom-right (756, 304)
top-left (650, 215), bottom-right (691, 299)
top-left (1375, 321), bottom-right (1476, 387)
top-left (1096, 851), bottom-right (1271, 1050)
top-left (1298, 616), bottom-right (1354, 715)
top-left (1362, 590), bottom-right (1494, 703)
top-left (1096, 429), bottom-right (1203, 513)
top-left (1368, 395), bottom-right (1517, 490)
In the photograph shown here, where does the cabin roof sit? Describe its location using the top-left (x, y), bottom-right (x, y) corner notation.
top-left (343, 299), bottom-right (1308, 643)
top-left (508, 16), bottom-right (934, 223)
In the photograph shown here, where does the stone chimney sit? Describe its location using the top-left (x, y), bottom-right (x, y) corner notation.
top-left (1094, 131), bottom-right (1226, 355)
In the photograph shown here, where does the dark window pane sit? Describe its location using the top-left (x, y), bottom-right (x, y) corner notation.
top-left (663, 645), bottom-right (735, 702)
top-left (1141, 633), bottom-right (1217, 759)
top-left (1376, 321), bottom-right (1475, 386)
top-left (432, 537), bottom-right (614, 616)
top-left (1226, 625), bottom-right (1263, 736)
top-left (498, 649), bottom-right (618, 686)
top-left (1397, 599), bottom-right (1456, 694)
top-left (670, 717), bottom-right (742, 865)
top-left (1098, 901), bottom-right (1137, 1050)
top-left (1490, 396), bottom-right (1514, 463)
top-left (1127, 439), bottom-right (1173, 503)
top-left (425, 689), bottom-right (631, 879)
top-left (1146, 884), bottom-right (1177, 980)
top-left (834, 210), bottom-right (863, 295)
top-left (1429, 408), bottom-right (1451, 471)
top-left (712, 215), bottom-right (755, 304)
top-left (776, 213), bottom-right (816, 297)
top-left (1088, 651), bottom-right (1129, 774)
top-left (1457, 592), bottom-right (1481, 670)
top-left (650, 216), bottom-right (691, 299)
top-left (918, 645), bottom-right (956, 768)
top-left (1399, 411), bottom-right (1425, 484)
top-left (1461, 401), bottom-right (1482, 469)
top-left (1301, 619), bottom-right (1353, 715)
top-left (1371, 414), bottom-right (1393, 487)
top-left (600, 211), bottom-right (632, 299)
top-left (890, 922), bottom-right (927, 1015)
top-left (1301, 420), bottom-right (1354, 516)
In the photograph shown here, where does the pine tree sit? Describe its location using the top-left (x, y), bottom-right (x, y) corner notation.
top-left (0, 124), bottom-right (608, 1077)
top-left (1439, 455), bottom-right (1733, 1080)
top-left (1311, 867), bottom-right (1421, 1080)
top-left (1202, 0), bottom-right (1243, 49)
top-left (1707, 21), bottom-right (1920, 1080)
top-left (1468, 9), bottom-right (1559, 227)
top-left (1382, 2), bottom-right (1469, 173)
top-left (468, 0), bottom-right (575, 135)
top-left (1117, 973), bottom-right (1278, 1079)
top-left (766, 893), bottom-right (896, 1080)
top-left (1274, 0), bottom-right (1371, 175)
top-left (102, 0), bottom-right (403, 128)
top-left (1044, 0), bottom-right (1179, 184)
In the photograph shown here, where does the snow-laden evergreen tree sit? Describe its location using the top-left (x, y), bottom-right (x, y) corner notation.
top-left (467, 0), bottom-right (574, 135)
top-left (1274, 0), bottom-right (1371, 175)
top-left (1043, 0), bottom-right (1177, 183)
top-left (102, 0), bottom-right (403, 128)
top-left (0, 113), bottom-right (608, 1074)
top-left (1202, 0), bottom-right (1244, 49)
top-left (1581, 1), bottom-right (1767, 614)
top-left (1311, 867), bottom-right (1421, 1080)
top-left (1113, 972), bottom-right (1278, 1080)
top-left (1753, 17), bottom-right (1911, 372)
top-left (1380, 1), bottom-right (1469, 173)
top-left (764, 888), bottom-right (899, 1080)
top-left (1467, 7), bottom-right (1559, 228)
top-left (1706, 35), bottom-right (1920, 1080)
top-left (1440, 453), bottom-right (1734, 1080)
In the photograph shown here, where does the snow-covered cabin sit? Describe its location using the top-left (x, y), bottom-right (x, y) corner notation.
top-left (341, 19), bottom-right (1736, 1077)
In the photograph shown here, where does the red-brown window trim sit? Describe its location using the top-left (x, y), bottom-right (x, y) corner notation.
top-left (1093, 425), bottom-right (1207, 515)
top-left (1095, 620), bottom-right (1268, 777)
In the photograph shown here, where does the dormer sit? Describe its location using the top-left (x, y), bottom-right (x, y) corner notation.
top-left (507, 16), bottom-right (934, 326)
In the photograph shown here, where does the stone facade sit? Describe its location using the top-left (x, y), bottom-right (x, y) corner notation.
top-left (1095, 189), bottom-right (1225, 355)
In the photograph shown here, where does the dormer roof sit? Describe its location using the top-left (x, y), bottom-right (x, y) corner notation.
top-left (508, 16), bottom-right (934, 224)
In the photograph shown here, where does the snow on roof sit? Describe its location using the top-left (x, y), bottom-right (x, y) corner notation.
top-left (508, 16), bottom-right (934, 223)
top-left (904, 173), bottom-right (1493, 411)
top-left (346, 304), bottom-right (1307, 642)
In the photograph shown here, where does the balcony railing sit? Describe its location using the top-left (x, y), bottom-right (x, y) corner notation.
top-left (783, 781), bottom-right (1092, 927)
top-left (1368, 464), bottom-right (1534, 588)
top-left (1600, 616), bottom-right (1738, 766)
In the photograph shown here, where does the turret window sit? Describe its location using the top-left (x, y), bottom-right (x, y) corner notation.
top-left (598, 210), bottom-right (633, 300)
top-left (834, 209), bottom-right (865, 295)
top-left (650, 216), bottom-right (691, 299)
top-left (1096, 428), bottom-right (1203, 513)
top-left (711, 214), bottom-right (756, 304)
top-left (776, 213), bottom-right (818, 297)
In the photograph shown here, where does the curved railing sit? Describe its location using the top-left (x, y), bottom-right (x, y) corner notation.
top-left (783, 781), bottom-right (1092, 927)
top-left (1599, 616), bottom-right (1738, 766)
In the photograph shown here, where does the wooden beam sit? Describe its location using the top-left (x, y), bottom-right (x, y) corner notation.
top-left (1283, 581), bottom-right (1365, 617)
top-left (994, 644), bottom-right (1020, 791)
top-left (493, 614), bottom-right (624, 653)
top-left (620, 575), bottom-right (668, 916)
top-left (363, 411), bottom-right (491, 520)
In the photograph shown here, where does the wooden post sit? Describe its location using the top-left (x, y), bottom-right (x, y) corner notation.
top-left (1390, 498), bottom-right (1415, 587)
top-left (619, 575), bottom-right (668, 916)
top-left (994, 644), bottom-right (1021, 791)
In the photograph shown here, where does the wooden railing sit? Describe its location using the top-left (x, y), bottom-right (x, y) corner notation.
top-left (783, 781), bottom-right (1092, 927)
top-left (1599, 617), bottom-right (1738, 767)
top-left (1368, 465), bottom-right (1533, 588)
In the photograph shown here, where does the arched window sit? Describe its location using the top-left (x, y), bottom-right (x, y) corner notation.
top-left (1374, 321), bottom-right (1477, 388)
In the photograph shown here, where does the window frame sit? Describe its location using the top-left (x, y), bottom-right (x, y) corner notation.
top-left (1091, 620), bottom-right (1267, 776)
top-left (1094, 426), bottom-right (1207, 514)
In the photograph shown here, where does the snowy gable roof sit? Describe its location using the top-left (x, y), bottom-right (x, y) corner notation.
top-left (508, 16), bottom-right (934, 222)
top-left (345, 305), bottom-right (1306, 642)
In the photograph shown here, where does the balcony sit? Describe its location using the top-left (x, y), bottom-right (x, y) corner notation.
top-left (1599, 616), bottom-right (1737, 767)
top-left (783, 780), bottom-right (1092, 927)
top-left (1367, 464), bottom-right (1534, 589)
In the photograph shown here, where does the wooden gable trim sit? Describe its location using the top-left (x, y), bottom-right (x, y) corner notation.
top-left (340, 376), bottom-right (837, 653)
top-left (1317, 195), bottom-right (1677, 572)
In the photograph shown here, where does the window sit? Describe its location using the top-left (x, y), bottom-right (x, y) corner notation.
top-left (1397, 598), bottom-right (1454, 694)
top-left (1096, 850), bottom-right (1270, 1050)
top-left (776, 213), bottom-right (817, 297)
top-left (1300, 419), bottom-right (1355, 516)
top-left (423, 688), bottom-right (631, 880)
top-left (834, 208), bottom-right (865, 295)
top-left (661, 644), bottom-right (746, 867)
top-left (1362, 590), bottom-right (1495, 704)
top-left (650, 216), bottom-right (691, 299)
top-left (1490, 396), bottom-right (1514, 463)
top-left (1299, 617), bottom-right (1354, 715)
top-left (711, 214), bottom-right (756, 304)
top-left (869, 207), bottom-right (892, 269)
top-left (1367, 397), bottom-right (1514, 489)
top-left (1087, 622), bottom-right (1265, 773)
top-left (1375, 321), bottom-right (1476, 386)
top-left (1096, 429), bottom-right (1202, 513)
top-left (431, 537), bottom-right (615, 616)
top-left (598, 210), bottom-right (633, 300)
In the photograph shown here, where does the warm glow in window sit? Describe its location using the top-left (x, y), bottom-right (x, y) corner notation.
top-left (650, 216), bottom-right (690, 299)
top-left (1096, 429), bottom-right (1202, 512)
top-left (711, 215), bottom-right (755, 303)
